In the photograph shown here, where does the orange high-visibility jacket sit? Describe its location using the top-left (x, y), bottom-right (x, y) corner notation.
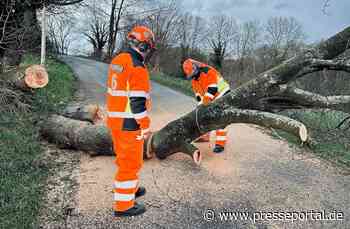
top-left (106, 48), bottom-right (151, 131)
top-left (191, 64), bottom-right (230, 103)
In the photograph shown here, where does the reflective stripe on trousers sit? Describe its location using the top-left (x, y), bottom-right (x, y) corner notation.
top-left (111, 129), bottom-right (144, 212)
top-left (216, 128), bottom-right (228, 147)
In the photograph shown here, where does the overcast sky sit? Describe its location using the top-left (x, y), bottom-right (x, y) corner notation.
top-left (181, 0), bottom-right (350, 43)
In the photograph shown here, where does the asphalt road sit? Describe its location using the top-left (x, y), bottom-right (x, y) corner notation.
top-left (59, 56), bottom-right (350, 229)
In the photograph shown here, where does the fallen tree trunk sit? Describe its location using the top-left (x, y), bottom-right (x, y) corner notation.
top-left (146, 109), bottom-right (308, 164)
top-left (41, 115), bottom-right (112, 155)
top-left (41, 26), bottom-right (350, 165)
top-left (145, 26), bottom-right (350, 162)
top-left (41, 109), bottom-right (308, 164)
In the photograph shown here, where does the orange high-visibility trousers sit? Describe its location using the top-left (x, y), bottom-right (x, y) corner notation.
top-left (111, 128), bottom-right (144, 212)
top-left (215, 128), bottom-right (228, 147)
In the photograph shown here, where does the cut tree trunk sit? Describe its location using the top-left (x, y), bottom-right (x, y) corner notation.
top-left (41, 115), bottom-right (113, 156)
top-left (62, 104), bottom-right (106, 124)
top-left (41, 26), bottom-right (350, 165)
top-left (41, 109), bottom-right (308, 164)
top-left (1, 65), bottom-right (49, 90)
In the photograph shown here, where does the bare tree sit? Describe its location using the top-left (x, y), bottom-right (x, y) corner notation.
top-left (233, 20), bottom-right (261, 73)
top-left (207, 15), bottom-right (238, 70)
top-left (106, 0), bottom-right (125, 58)
top-left (175, 13), bottom-right (207, 64)
top-left (47, 15), bottom-right (75, 55)
top-left (0, 0), bottom-right (41, 66)
top-left (0, 1), bottom-right (15, 71)
top-left (263, 16), bottom-right (305, 67)
top-left (90, 0), bottom-right (162, 58)
top-left (191, 16), bottom-right (206, 51)
top-left (143, 2), bottom-right (180, 71)
top-left (322, 0), bottom-right (331, 15)
top-left (82, 1), bottom-right (109, 60)
top-left (0, 0), bottom-right (84, 68)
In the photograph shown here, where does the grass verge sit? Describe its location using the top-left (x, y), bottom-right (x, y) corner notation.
top-left (273, 110), bottom-right (350, 168)
top-left (151, 72), bottom-right (193, 97)
top-left (0, 55), bottom-right (75, 228)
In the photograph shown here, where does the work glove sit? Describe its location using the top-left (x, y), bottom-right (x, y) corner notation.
top-left (136, 128), bottom-right (151, 140)
top-left (202, 96), bottom-right (211, 106)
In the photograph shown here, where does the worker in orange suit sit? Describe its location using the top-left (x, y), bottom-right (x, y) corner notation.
top-left (183, 58), bottom-right (231, 153)
top-left (106, 26), bottom-right (155, 217)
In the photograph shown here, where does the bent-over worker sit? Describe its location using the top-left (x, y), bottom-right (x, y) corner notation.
top-left (183, 58), bottom-right (231, 153)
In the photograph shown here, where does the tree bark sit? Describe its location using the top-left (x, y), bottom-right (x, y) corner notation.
top-left (41, 26), bottom-right (350, 165)
top-left (41, 115), bottom-right (113, 155)
top-left (61, 104), bottom-right (105, 124)
top-left (41, 109), bottom-right (308, 164)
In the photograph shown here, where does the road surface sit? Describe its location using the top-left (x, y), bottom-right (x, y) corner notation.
top-left (59, 56), bottom-right (349, 229)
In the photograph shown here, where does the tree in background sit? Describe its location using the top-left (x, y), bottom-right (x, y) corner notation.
top-left (0, 0), bottom-right (84, 69)
top-left (82, 1), bottom-right (109, 60)
top-left (48, 15), bottom-right (76, 55)
top-left (207, 15), bottom-right (237, 70)
top-left (106, 0), bottom-right (125, 58)
top-left (143, 1), bottom-right (180, 72)
top-left (233, 20), bottom-right (261, 73)
top-left (176, 13), bottom-right (207, 65)
top-left (262, 16), bottom-right (305, 68)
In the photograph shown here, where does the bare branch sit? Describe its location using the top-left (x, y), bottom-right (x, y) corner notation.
top-left (322, 0), bottom-right (331, 15)
top-left (309, 58), bottom-right (350, 73)
top-left (46, 0), bottom-right (85, 6)
top-left (273, 85), bottom-right (350, 111)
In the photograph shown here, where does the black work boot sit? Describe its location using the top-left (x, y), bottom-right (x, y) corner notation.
top-left (114, 202), bottom-right (146, 217)
top-left (213, 144), bottom-right (225, 154)
top-left (135, 186), bottom-right (146, 198)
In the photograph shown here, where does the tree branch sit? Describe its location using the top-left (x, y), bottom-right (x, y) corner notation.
top-left (47, 0), bottom-right (85, 6)
top-left (256, 85), bottom-right (350, 112)
top-left (309, 58), bottom-right (350, 73)
top-left (145, 107), bottom-right (308, 162)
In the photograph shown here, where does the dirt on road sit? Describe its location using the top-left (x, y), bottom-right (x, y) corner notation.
top-left (42, 56), bottom-right (349, 229)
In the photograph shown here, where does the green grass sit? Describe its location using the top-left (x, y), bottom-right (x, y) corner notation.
top-left (151, 72), bottom-right (194, 97)
top-left (0, 55), bottom-right (75, 229)
top-left (22, 55), bottom-right (75, 114)
top-left (273, 110), bottom-right (350, 168)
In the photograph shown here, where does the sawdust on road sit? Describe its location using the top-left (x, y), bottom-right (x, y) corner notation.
top-left (43, 56), bottom-right (349, 229)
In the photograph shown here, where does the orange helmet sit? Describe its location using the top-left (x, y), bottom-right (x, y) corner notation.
top-left (127, 26), bottom-right (155, 51)
top-left (183, 58), bottom-right (200, 79)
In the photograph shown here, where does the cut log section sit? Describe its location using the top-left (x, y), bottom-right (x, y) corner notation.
top-left (1, 65), bottom-right (49, 90)
top-left (62, 104), bottom-right (106, 124)
top-left (24, 65), bottom-right (49, 89)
